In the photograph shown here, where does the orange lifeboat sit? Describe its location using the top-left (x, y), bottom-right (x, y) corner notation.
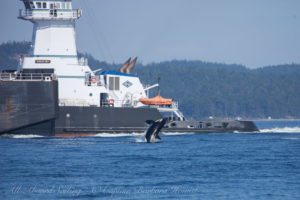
top-left (139, 95), bottom-right (172, 106)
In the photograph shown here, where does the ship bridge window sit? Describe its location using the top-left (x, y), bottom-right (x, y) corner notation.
top-left (109, 77), bottom-right (120, 91)
top-left (30, 2), bottom-right (35, 9)
top-left (62, 3), bottom-right (66, 9)
top-left (43, 2), bottom-right (47, 9)
top-left (24, 2), bottom-right (31, 9)
top-left (56, 3), bottom-right (61, 9)
top-left (36, 2), bottom-right (42, 9)
top-left (66, 3), bottom-right (70, 9)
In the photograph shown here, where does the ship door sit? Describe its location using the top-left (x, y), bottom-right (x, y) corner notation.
top-left (100, 93), bottom-right (109, 107)
top-left (50, 3), bottom-right (57, 17)
top-left (50, 3), bottom-right (54, 16)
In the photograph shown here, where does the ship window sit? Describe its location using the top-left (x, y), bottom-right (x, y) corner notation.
top-left (56, 3), bottom-right (61, 9)
top-left (43, 2), bottom-right (47, 9)
top-left (115, 77), bottom-right (120, 90)
top-left (36, 2), bottom-right (42, 9)
top-left (109, 77), bottom-right (114, 90)
top-left (30, 2), bottom-right (35, 9)
top-left (66, 3), bottom-right (70, 9)
top-left (108, 77), bottom-right (120, 91)
top-left (24, 2), bottom-right (31, 9)
top-left (62, 3), bottom-right (66, 9)
top-left (222, 122), bottom-right (229, 128)
top-left (50, 4), bottom-right (54, 9)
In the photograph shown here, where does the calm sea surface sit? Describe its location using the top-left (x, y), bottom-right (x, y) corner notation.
top-left (1, 120), bottom-right (300, 200)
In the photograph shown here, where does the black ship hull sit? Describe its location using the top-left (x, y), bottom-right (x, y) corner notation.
top-left (0, 78), bottom-right (258, 137)
top-left (162, 119), bottom-right (259, 133)
top-left (55, 107), bottom-right (258, 136)
top-left (0, 80), bottom-right (58, 136)
top-left (55, 106), bottom-right (162, 136)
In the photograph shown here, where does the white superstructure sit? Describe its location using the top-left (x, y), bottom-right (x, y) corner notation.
top-left (18, 0), bottom-right (149, 108)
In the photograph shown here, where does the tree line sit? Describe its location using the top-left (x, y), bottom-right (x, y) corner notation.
top-left (1, 41), bottom-right (300, 119)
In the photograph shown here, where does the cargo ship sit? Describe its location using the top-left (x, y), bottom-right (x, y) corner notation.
top-left (0, 0), bottom-right (258, 136)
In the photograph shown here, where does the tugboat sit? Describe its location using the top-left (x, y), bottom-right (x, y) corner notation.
top-left (0, 0), bottom-right (258, 136)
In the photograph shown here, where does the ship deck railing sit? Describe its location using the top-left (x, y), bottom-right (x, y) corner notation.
top-left (148, 101), bottom-right (179, 110)
top-left (148, 102), bottom-right (185, 120)
top-left (0, 72), bottom-right (57, 81)
top-left (19, 9), bottom-right (81, 20)
top-left (59, 99), bottom-right (140, 108)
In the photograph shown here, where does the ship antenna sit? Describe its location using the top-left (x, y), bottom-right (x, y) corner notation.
top-left (158, 77), bottom-right (161, 96)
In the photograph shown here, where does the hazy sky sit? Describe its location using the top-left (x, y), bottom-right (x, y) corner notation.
top-left (0, 0), bottom-right (299, 68)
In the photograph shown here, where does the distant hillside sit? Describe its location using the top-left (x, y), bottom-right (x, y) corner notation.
top-left (133, 61), bottom-right (300, 119)
top-left (1, 41), bottom-right (300, 119)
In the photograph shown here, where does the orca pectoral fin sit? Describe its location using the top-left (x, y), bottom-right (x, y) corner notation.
top-left (155, 134), bottom-right (161, 140)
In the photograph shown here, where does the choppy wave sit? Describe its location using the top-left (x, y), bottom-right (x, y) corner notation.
top-left (259, 127), bottom-right (300, 133)
top-left (280, 137), bottom-right (300, 140)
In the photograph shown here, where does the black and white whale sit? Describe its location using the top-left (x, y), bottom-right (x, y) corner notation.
top-left (145, 118), bottom-right (167, 143)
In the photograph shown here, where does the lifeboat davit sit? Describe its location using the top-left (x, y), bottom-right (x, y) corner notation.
top-left (139, 95), bottom-right (173, 106)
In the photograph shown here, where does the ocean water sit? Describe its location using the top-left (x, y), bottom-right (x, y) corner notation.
top-left (1, 120), bottom-right (300, 200)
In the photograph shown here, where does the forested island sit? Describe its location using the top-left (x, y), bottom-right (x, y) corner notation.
top-left (1, 41), bottom-right (300, 119)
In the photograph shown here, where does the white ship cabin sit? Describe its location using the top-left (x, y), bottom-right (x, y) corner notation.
top-left (17, 0), bottom-right (154, 108)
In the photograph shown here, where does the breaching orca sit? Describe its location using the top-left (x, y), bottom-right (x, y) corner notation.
top-left (145, 118), bottom-right (167, 143)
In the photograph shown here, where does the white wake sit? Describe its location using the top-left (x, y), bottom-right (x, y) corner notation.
top-left (259, 127), bottom-right (300, 133)
top-left (161, 132), bottom-right (195, 136)
top-left (0, 134), bottom-right (44, 138)
top-left (94, 132), bottom-right (144, 137)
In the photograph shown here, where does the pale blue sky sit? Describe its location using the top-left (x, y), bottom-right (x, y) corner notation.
top-left (0, 0), bottom-right (299, 68)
